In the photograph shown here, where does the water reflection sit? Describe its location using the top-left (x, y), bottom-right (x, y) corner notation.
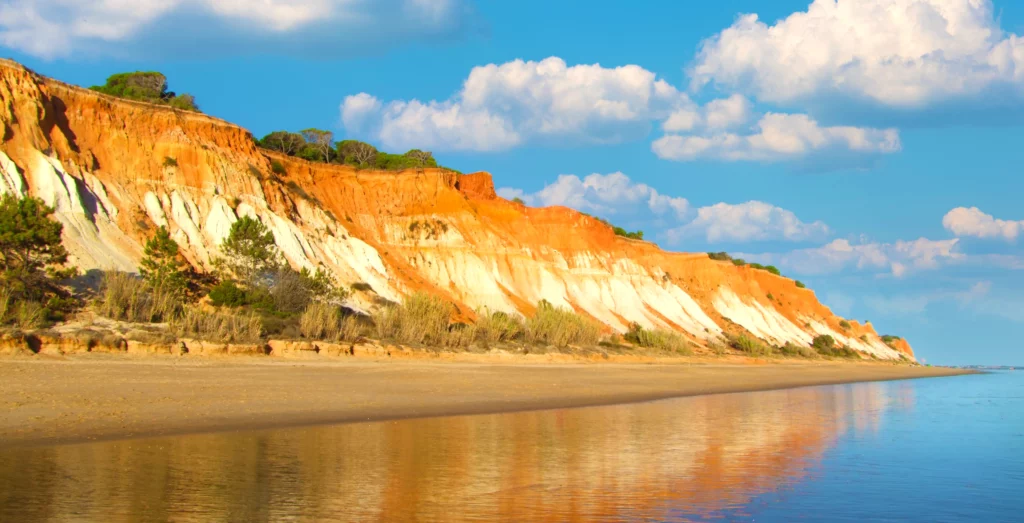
top-left (0, 383), bottom-right (901, 522)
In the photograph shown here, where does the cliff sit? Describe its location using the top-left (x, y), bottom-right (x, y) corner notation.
top-left (0, 59), bottom-right (913, 360)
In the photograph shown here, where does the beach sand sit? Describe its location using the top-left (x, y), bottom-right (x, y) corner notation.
top-left (0, 356), bottom-right (972, 447)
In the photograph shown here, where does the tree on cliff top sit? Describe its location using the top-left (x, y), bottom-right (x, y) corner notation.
top-left (260, 131), bottom-right (306, 156)
top-left (300, 129), bottom-right (334, 163)
top-left (0, 194), bottom-right (77, 317)
top-left (90, 72), bottom-right (200, 112)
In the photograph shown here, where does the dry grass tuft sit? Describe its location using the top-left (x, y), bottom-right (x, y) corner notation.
top-left (525, 301), bottom-right (601, 347)
top-left (475, 309), bottom-right (525, 344)
top-left (94, 271), bottom-right (180, 323)
top-left (300, 302), bottom-right (342, 341)
top-left (172, 307), bottom-right (262, 343)
top-left (374, 292), bottom-right (453, 346)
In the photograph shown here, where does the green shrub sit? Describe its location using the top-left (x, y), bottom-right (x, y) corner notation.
top-left (215, 216), bottom-right (283, 288)
top-left (766, 293), bottom-right (774, 301)
top-left (611, 226), bottom-right (644, 240)
top-left (812, 334), bottom-right (836, 352)
top-left (512, 197), bottom-right (525, 205)
top-left (729, 333), bottom-right (772, 356)
top-left (351, 282), bottom-right (374, 292)
top-left (795, 280), bottom-right (806, 289)
top-left (624, 322), bottom-right (692, 355)
top-left (839, 320), bottom-right (851, 330)
top-left (765, 265), bottom-right (781, 276)
top-left (475, 310), bottom-right (526, 344)
top-left (525, 300), bottom-right (601, 347)
top-left (732, 258), bottom-right (746, 266)
top-left (163, 156), bottom-right (178, 168)
top-left (708, 338), bottom-right (728, 355)
top-left (139, 226), bottom-right (189, 296)
top-left (271, 160), bottom-right (286, 175)
top-left (209, 280), bottom-right (247, 307)
top-left (779, 342), bottom-right (816, 358)
top-left (881, 334), bottom-right (901, 344)
top-left (708, 252), bottom-right (732, 261)
top-left (91, 72), bottom-right (200, 112)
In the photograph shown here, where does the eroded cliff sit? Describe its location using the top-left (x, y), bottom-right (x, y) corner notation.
top-left (0, 59), bottom-right (913, 360)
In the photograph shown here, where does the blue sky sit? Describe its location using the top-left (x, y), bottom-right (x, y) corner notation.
top-left (3, 0), bottom-right (1023, 365)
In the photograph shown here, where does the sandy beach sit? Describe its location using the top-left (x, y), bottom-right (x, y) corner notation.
top-left (0, 356), bottom-right (973, 447)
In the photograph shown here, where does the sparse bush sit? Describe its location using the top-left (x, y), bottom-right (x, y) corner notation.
top-left (624, 322), bottom-right (692, 355)
top-left (91, 72), bottom-right (200, 112)
top-left (94, 271), bottom-right (180, 323)
top-left (475, 309), bottom-right (525, 344)
top-left (708, 338), bottom-right (728, 355)
top-left (860, 334), bottom-right (869, 342)
top-left (779, 342), bottom-right (816, 358)
top-left (839, 320), bottom-right (851, 330)
top-left (215, 216), bottom-right (283, 288)
top-left (14, 300), bottom-right (45, 329)
top-left (271, 160), bottom-right (286, 175)
top-left (512, 197), bottom-right (525, 205)
top-left (444, 322), bottom-right (478, 349)
top-left (525, 300), bottom-right (601, 347)
top-left (732, 258), bottom-right (746, 266)
top-left (795, 280), bottom-right (806, 289)
top-left (172, 307), bottom-right (262, 343)
top-left (766, 293), bottom-right (774, 301)
top-left (765, 265), bottom-right (781, 276)
top-left (351, 282), bottom-right (374, 292)
top-left (163, 157), bottom-right (178, 168)
top-left (708, 252), bottom-right (732, 261)
top-left (881, 334), bottom-right (901, 344)
top-left (729, 333), bottom-right (772, 357)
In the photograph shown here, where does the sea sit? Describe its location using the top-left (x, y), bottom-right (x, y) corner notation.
top-left (1, 370), bottom-right (1021, 522)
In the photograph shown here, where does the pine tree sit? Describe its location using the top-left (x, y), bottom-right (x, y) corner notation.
top-left (139, 226), bottom-right (187, 295)
top-left (216, 216), bottom-right (282, 288)
top-left (0, 194), bottom-right (76, 303)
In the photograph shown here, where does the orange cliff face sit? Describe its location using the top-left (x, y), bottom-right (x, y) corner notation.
top-left (0, 59), bottom-right (914, 360)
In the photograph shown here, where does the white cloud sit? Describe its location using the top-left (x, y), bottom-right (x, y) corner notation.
top-left (745, 237), bottom-right (963, 276)
top-left (662, 94), bottom-right (753, 132)
top-left (653, 113), bottom-right (901, 162)
top-left (0, 0), bottom-right (472, 59)
top-left (498, 172), bottom-right (689, 218)
top-left (498, 173), bottom-right (833, 244)
top-left (943, 206), bottom-right (1024, 241)
top-left (342, 57), bottom-right (689, 152)
top-left (667, 201), bottom-right (830, 243)
top-left (691, 0), bottom-right (1024, 108)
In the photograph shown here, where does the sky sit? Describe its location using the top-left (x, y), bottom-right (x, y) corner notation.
top-left (2, 0), bottom-right (1022, 365)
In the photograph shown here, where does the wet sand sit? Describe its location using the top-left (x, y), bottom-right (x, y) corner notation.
top-left (0, 357), bottom-right (973, 447)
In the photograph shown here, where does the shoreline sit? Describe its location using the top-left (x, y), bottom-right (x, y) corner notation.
top-left (0, 356), bottom-right (975, 448)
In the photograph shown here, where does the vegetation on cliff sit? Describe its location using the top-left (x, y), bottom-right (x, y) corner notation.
top-left (258, 130), bottom-right (459, 172)
top-left (90, 72), bottom-right (200, 112)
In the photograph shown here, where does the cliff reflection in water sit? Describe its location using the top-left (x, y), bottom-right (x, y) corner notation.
top-left (0, 382), bottom-right (911, 522)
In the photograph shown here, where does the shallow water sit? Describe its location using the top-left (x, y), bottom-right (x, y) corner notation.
top-left (1, 371), bottom-right (1020, 522)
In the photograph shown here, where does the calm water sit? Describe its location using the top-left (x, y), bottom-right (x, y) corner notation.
top-left (0, 371), bottom-right (1021, 522)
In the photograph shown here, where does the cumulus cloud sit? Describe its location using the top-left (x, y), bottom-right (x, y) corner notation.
top-left (652, 112), bottom-right (901, 162)
top-left (690, 0), bottom-right (1024, 110)
top-left (667, 201), bottom-right (830, 243)
top-left (744, 237), bottom-right (963, 277)
top-left (342, 57), bottom-right (689, 152)
top-left (943, 206), bottom-right (1024, 241)
top-left (498, 172), bottom-right (833, 244)
top-left (497, 172), bottom-right (689, 218)
top-left (0, 0), bottom-right (475, 59)
top-left (662, 94), bottom-right (753, 132)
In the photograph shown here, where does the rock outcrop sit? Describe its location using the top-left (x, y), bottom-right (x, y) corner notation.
top-left (0, 59), bottom-right (914, 360)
